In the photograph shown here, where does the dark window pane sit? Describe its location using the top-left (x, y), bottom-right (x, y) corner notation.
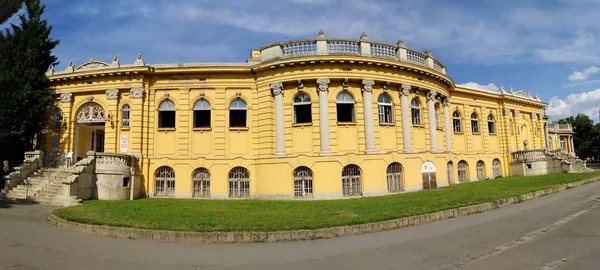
top-left (159, 111), bottom-right (176, 128)
top-left (194, 110), bottom-right (211, 128)
top-left (337, 104), bottom-right (354, 122)
top-left (230, 110), bottom-right (247, 127)
top-left (294, 104), bottom-right (312, 124)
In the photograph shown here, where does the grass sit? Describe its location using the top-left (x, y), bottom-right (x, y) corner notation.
top-left (53, 172), bottom-right (600, 232)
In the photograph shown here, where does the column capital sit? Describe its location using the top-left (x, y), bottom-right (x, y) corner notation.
top-left (443, 97), bottom-right (450, 107)
top-left (399, 84), bottom-right (411, 96)
top-left (503, 108), bottom-right (511, 116)
top-left (426, 90), bottom-right (437, 102)
top-left (361, 79), bottom-right (375, 93)
top-left (60, 92), bottom-right (73, 103)
top-left (270, 82), bottom-right (284, 97)
top-left (106, 89), bottom-right (119, 100)
top-left (514, 110), bottom-right (520, 117)
top-left (316, 78), bottom-right (330, 92)
top-left (130, 87), bottom-right (144, 99)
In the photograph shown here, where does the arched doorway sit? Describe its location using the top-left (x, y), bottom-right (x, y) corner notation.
top-left (74, 102), bottom-right (106, 161)
top-left (421, 161), bottom-right (437, 190)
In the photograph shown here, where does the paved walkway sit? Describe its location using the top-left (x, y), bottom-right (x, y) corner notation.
top-left (2, 181), bottom-right (600, 269)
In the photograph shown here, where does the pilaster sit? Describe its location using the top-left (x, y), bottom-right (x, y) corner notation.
top-left (426, 90), bottom-right (438, 152)
top-left (271, 82), bottom-right (286, 157)
top-left (362, 79), bottom-right (377, 154)
top-left (104, 88), bottom-right (119, 153)
top-left (443, 97), bottom-right (452, 152)
top-left (399, 84), bottom-right (413, 152)
top-left (317, 78), bottom-right (332, 155)
top-left (130, 87), bottom-right (145, 153)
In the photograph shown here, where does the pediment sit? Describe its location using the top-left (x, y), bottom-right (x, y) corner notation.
top-left (75, 58), bottom-right (109, 71)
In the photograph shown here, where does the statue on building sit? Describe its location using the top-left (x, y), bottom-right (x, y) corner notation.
top-left (523, 139), bottom-right (529, 150)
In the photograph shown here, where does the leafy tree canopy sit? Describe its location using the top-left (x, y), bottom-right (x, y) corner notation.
top-left (556, 114), bottom-right (600, 160)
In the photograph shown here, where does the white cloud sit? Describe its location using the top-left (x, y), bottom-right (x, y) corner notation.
top-left (568, 66), bottom-right (599, 81)
top-left (547, 88), bottom-right (600, 120)
top-left (537, 32), bottom-right (600, 63)
top-left (456, 82), bottom-right (499, 92)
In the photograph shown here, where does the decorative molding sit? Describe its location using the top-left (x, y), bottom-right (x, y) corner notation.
top-left (514, 110), bottom-right (520, 117)
top-left (60, 92), bottom-right (72, 103)
top-left (106, 89), bottom-right (119, 100)
top-left (297, 80), bottom-right (304, 92)
top-left (531, 113), bottom-right (537, 120)
top-left (76, 57), bottom-right (109, 71)
top-left (64, 61), bottom-right (74, 73)
top-left (199, 91), bottom-right (205, 98)
top-left (130, 87), bottom-right (144, 99)
top-left (361, 79), bottom-right (374, 93)
top-left (317, 78), bottom-right (331, 92)
top-left (342, 78), bottom-right (349, 91)
top-left (426, 90), bottom-right (437, 102)
top-left (76, 103), bottom-right (105, 122)
top-left (164, 92), bottom-right (170, 99)
top-left (133, 53), bottom-right (145, 66)
top-left (270, 82), bottom-right (284, 97)
top-left (443, 97), bottom-right (450, 107)
top-left (400, 84), bottom-right (411, 96)
top-left (109, 56), bottom-right (120, 68)
top-left (382, 81), bottom-right (390, 92)
top-left (503, 108), bottom-right (511, 116)
top-left (235, 91), bottom-right (242, 97)
top-left (87, 95), bottom-right (94, 102)
top-left (414, 87), bottom-right (421, 97)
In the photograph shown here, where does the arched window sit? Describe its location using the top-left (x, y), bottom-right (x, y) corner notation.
top-left (293, 167), bottom-right (313, 198)
top-left (435, 103), bottom-right (441, 128)
top-left (492, 159), bottom-right (501, 178)
top-left (421, 161), bottom-right (437, 189)
top-left (53, 108), bottom-right (63, 129)
top-left (336, 92), bottom-right (355, 122)
top-left (155, 166), bottom-right (175, 197)
top-left (471, 113), bottom-right (479, 133)
top-left (121, 104), bottom-right (130, 128)
top-left (377, 95), bottom-right (393, 124)
top-left (229, 99), bottom-right (247, 128)
top-left (453, 111), bottom-right (462, 133)
top-left (192, 168), bottom-right (210, 198)
top-left (228, 167), bottom-right (250, 198)
top-left (158, 101), bottom-right (176, 128)
top-left (458, 161), bottom-right (468, 182)
top-left (411, 98), bottom-right (422, 125)
top-left (476, 161), bottom-right (485, 180)
top-left (447, 161), bottom-right (454, 183)
top-left (193, 100), bottom-right (211, 128)
top-left (386, 163), bottom-right (403, 192)
top-left (293, 94), bottom-right (312, 124)
top-left (487, 114), bottom-right (495, 134)
top-left (342, 165), bottom-right (361, 196)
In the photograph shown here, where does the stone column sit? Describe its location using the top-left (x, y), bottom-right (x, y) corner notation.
top-left (317, 78), bottom-right (332, 156)
top-left (362, 79), bottom-right (377, 154)
top-left (544, 123), bottom-right (550, 150)
top-left (570, 136), bottom-right (575, 155)
top-left (443, 97), bottom-right (452, 152)
top-left (426, 90), bottom-right (439, 152)
top-left (399, 84), bottom-right (413, 152)
top-left (271, 82), bottom-right (286, 157)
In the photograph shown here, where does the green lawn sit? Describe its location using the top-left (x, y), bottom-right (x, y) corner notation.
top-left (53, 172), bottom-right (600, 232)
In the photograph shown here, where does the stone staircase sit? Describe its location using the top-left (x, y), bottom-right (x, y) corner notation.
top-left (5, 168), bottom-right (82, 206)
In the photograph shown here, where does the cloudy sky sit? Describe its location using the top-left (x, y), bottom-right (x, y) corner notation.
top-left (2, 0), bottom-right (600, 122)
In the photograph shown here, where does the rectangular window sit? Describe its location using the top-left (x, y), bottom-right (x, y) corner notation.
top-left (158, 111), bottom-right (176, 128)
top-left (193, 110), bottom-right (211, 128)
top-left (122, 177), bottom-right (130, 187)
top-left (471, 121), bottom-right (479, 133)
top-left (294, 104), bottom-right (312, 124)
top-left (337, 104), bottom-right (355, 122)
top-left (453, 119), bottom-right (462, 132)
top-left (230, 110), bottom-right (247, 127)
top-left (412, 109), bottom-right (421, 125)
top-left (378, 105), bottom-right (393, 123)
top-left (488, 122), bottom-right (495, 134)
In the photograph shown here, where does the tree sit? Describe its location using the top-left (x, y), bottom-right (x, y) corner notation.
top-left (0, 0), bottom-right (58, 174)
top-left (0, 0), bottom-right (25, 24)
top-left (556, 114), bottom-right (600, 160)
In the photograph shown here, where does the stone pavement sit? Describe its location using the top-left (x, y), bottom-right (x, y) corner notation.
top-left (2, 180), bottom-right (600, 269)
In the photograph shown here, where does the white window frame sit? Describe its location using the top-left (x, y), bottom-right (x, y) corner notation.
top-left (342, 165), bottom-right (362, 196)
top-left (229, 99), bottom-right (248, 128)
top-left (476, 161), bottom-right (485, 180)
top-left (121, 104), bottom-right (130, 128)
top-left (192, 168), bottom-right (210, 198)
top-left (492, 159), bottom-right (501, 178)
top-left (471, 113), bottom-right (480, 133)
top-left (193, 99), bottom-right (211, 128)
top-left (377, 95), bottom-right (393, 124)
top-left (155, 166), bottom-right (175, 197)
top-left (158, 100), bottom-right (176, 128)
top-left (228, 167), bottom-right (250, 198)
top-left (336, 92), bottom-right (356, 122)
top-left (386, 163), bottom-right (403, 192)
top-left (458, 161), bottom-right (468, 182)
top-left (411, 98), bottom-right (422, 125)
top-left (293, 166), bottom-right (313, 198)
top-left (453, 111), bottom-right (462, 133)
top-left (293, 94), bottom-right (312, 124)
top-left (487, 114), bottom-right (495, 134)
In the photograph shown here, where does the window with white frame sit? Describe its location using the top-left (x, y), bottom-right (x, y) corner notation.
top-left (471, 113), bottom-right (480, 133)
top-left (411, 98), bottom-right (422, 125)
top-left (193, 100), bottom-right (211, 128)
top-left (121, 104), bottom-right (130, 128)
top-left (386, 163), bottom-right (403, 192)
top-left (228, 167), bottom-right (250, 198)
top-left (476, 160), bottom-right (485, 180)
top-left (293, 94), bottom-right (312, 124)
top-left (155, 166), bottom-right (175, 197)
top-left (492, 159), bottom-right (501, 178)
top-left (453, 111), bottom-right (462, 133)
top-left (336, 92), bottom-right (355, 122)
top-left (229, 99), bottom-right (247, 128)
top-left (293, 166), bottom-right (313, 198)
top-left (560, 138), bottom-right (566, 151)
top-left (342, 164), bottom-right (362, 196)
top-left (377, 95), bottom-right (393, 124)
top-left (458, 160), bottom-right (468, 182)
top-left (192, 168), bottom-right (210, 198)
top-left (158, 101), bottom-right (176, 128)
top-left (435, 103), bottom-right (441, 128)
top-left (487, 114), bottom-right (495, 134)
top-left (447, 161), bottom-right (453, 183)
top-left (53, 108), bottom-right (62, 129)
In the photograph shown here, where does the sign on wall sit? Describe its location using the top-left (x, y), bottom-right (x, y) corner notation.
top-left (120, 135), bottom-right (128, 153)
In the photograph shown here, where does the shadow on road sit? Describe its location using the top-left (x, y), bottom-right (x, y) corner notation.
top-left (0, 198), bottom-right (39, 209)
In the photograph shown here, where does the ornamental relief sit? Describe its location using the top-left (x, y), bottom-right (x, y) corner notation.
top-left (76, 103), bottom-right (105, 123)
top-left (96, 155), bottom-right (131, 167)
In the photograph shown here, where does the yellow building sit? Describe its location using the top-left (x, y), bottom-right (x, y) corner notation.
top-left (41, 31), bottom-right (553, 200)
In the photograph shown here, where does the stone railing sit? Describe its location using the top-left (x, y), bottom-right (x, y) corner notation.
top-left (2, 150), bottom-right (44, 193)
top-left (548, 123), bottom-right (573, 133)
top-left (512, 149), bottom-right (547, 162)
top-left (259, 30), bottom-right (446, 75)
top-left (94, 152), bottom-right (132, 168)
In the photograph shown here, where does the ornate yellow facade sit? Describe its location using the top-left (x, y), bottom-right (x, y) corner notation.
top-left (42, 31), bottom-right (550, 199)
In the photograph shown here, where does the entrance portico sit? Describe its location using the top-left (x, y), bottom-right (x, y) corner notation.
top-left (74, 102), bottom-right (106, 161)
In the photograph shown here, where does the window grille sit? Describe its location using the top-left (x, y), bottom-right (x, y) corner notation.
top-left (471, 113), bottom-right (479, 133)
top-left (228, 167), bottom-right (250, 198)
top-left (458, 161), bottom-right (468, 182)
top-left (492, 159), bottom-right (501, 178)
top-left (293, 167), bottom-right (313, 198)
top-left (342, 165), bottom-right (362, 196)
top-left (453, 111), bottom-right (462, 133)
top-left (193, 100), bottom-right (211, 128)
top-left (336, 92), bottom-right (355, 122)
top-left (293, 94), bottom-right (312, 124)
top-left (476, 161), bottom-right (485, 180)
top-left (229, 99), bottom-right (247, 128)
top-left (158, 101), bottom-right (176, 128)
top-left (53, 108), bottom-right (63, 129)
top-left (386, 163), bottom-right (403, 192)
top-left (192, 168), bottom-right (210, 198)
top-left (377, 95), bottom-right (393, 124)
top-left (411, 98), bottom-right (421, 125)
top-left (155, 166), bottom-right (175, 196)
top-left (121, 104), bottom-right (130, 128)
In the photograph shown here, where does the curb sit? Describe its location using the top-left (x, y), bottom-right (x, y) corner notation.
top-left (47, 176), bottom-right (600, 244)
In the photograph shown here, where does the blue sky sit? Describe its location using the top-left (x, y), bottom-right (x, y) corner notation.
top-left (2, 0), bottom-right (600, 122)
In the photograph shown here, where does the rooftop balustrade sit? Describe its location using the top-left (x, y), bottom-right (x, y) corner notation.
top-left (259, 30), bottom-right (446, 75)
top-left (548, 123), bottom-right (573, 133)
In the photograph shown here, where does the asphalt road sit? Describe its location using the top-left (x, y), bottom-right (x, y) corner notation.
top-left (2, 180), bottom-right (600, 270)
